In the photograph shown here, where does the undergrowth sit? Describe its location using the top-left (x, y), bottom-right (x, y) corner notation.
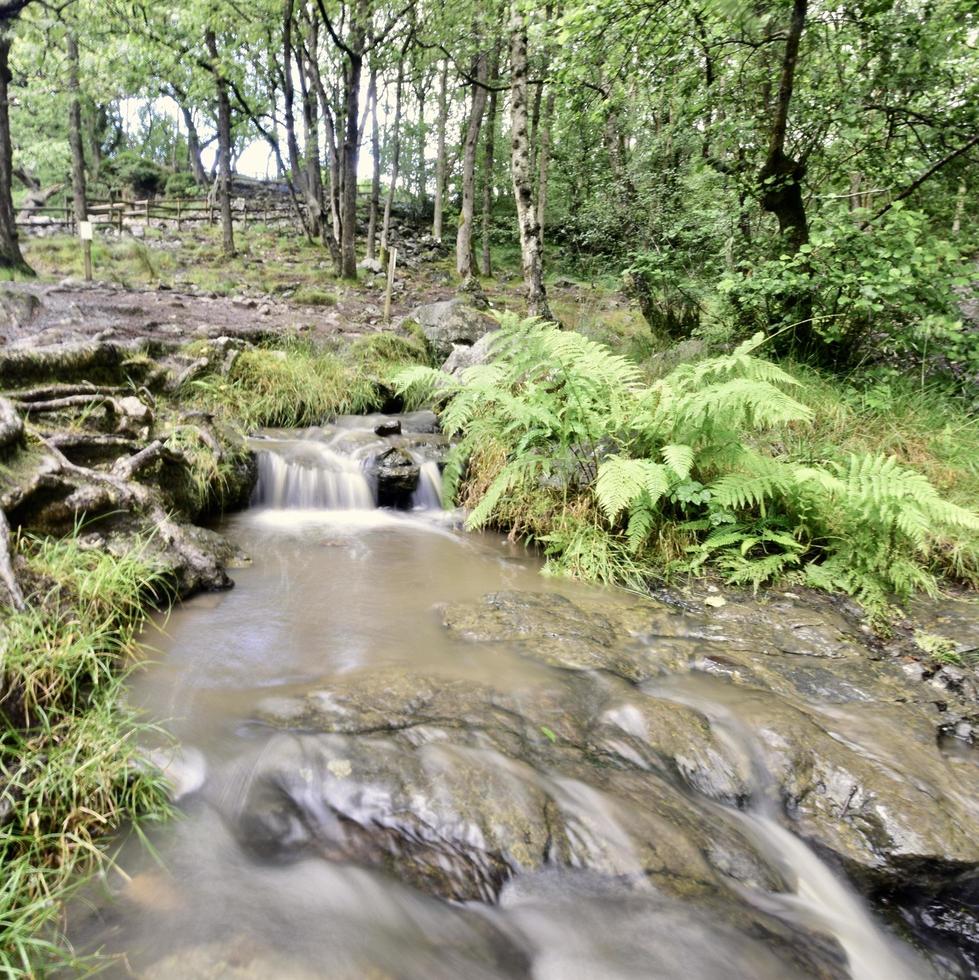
top-left (0, 532), bottom-right (170, 974)
top-left (184, 333), bottom-right (430, 430)
top-left (395, 314), bottom-right (979, 621)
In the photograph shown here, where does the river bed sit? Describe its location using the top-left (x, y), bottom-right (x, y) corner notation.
top-left (65, 420), bottom-right (967, 978)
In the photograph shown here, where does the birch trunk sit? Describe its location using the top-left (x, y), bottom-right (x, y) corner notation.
top-left (205, 29), bottom-right (235, 257)
top-left (366, 71), bottom-right (381, 260)
top-left (456, 47), bottom-right (488, 281)
top-left (508, 5), bottom-right (550, 318)
top-left (480, 44), bottom-right (500, 277)
top-left (381, 62), bottom-right (405, 262)
top-left (432, 59), bottom-right (448, 241)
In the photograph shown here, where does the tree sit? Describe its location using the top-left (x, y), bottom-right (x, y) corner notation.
top-left (508, 0), bottom-right (550, 318)
top-left (0, 25), bottom-right (31, 274)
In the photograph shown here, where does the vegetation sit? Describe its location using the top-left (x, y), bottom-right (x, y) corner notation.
top-left (0, 0), bottom-right (976, 967)
top-left (185, 333), bottom-right (430, 430)
top-left (397, 315), bottom-right (979, 619)
top-left (0, 532), bottom-right (170, 973)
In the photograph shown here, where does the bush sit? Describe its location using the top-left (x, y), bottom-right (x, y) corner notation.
top-left (164, 171), bottom-right (202, 199)
top-left (102, 151), bottom-right (167, 198)
top-left (720, 206), bottom-right (976, 380)
top-left (395, 314), bottom-right (979, 619)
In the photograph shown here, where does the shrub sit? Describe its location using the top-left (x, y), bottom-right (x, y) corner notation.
top-left (164, 171), bottom-right (202, 199)
top-left (102, 151), bottom-right (167, 198)
top-left (720, 206), bottom-right (976, 380)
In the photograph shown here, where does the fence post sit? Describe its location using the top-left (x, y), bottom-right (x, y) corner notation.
top-left (384, 247), bottom-right (397, 323)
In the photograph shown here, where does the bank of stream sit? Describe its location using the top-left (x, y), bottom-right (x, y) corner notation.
top-left (63, 416), bottom-right (978, 978)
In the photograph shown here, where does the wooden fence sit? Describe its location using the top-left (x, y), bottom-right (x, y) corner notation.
top-left (16, 195), bottom-right (307, 235)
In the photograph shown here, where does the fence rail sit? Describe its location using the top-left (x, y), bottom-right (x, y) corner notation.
top-left (16, 195), bottom-right (307, 234)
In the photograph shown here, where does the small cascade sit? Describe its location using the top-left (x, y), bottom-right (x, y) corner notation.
top-left (252, 445), bottom-right (374, 509)
top-left (411, 460), bottom-right (443, 510)
top-left (250, 419), bottom-right (445, 512)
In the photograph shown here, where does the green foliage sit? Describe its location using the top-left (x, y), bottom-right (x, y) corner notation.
top-left (292, 286), bottom-right (338, 307)
top-left (186, 334), bottom-right (430, 430)
top-left (721, 208), bottom-right (976, 378)
top-left (0, 532), bottom-right (170, 975)
top-left (395, 315), bottom-right (979, 619)
top-left (164, 171), bottom-right (202, 198)
top-left (102, 151), bottom-right (167, 197)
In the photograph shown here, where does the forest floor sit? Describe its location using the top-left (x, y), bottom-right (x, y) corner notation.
top-left (11, 224), bottom-right (646, 353)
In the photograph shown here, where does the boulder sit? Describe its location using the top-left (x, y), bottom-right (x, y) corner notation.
top-left (357, 257), bottom-right (384, 275)
top-left (441, 332), bottom-right (496, 377)
top-left (368, 446), bottom-right (419, 507)
top-left (404, 298), bottom-right (497, 359)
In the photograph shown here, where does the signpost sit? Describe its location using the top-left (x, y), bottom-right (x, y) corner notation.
top-left (79, 219), bottom-right (93, 281)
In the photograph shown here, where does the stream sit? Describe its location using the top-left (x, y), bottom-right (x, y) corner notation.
top-left (66, 417), bottom-right (948, 978)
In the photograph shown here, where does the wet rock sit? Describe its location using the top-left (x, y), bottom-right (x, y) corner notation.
top-left (441, 332), bottom-right (496, 377)
top-left (438, 590), bottom-right (689, 681)
top-left (404, 298), bottom-right (497, 359)
top-left (726, 689), bottom-right (979, 892)
top-left (369, 446), bottom-right (419, 507)
top-left (373, 418), bottom-right (402, 437)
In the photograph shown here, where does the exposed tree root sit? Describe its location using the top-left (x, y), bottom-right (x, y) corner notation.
top-left (0, 508), bottom-right (26, 613)
top-left (0, 397), bottom-right (24, 455)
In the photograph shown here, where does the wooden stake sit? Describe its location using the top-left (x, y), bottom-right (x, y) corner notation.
top-left (79, 218), bottom-right (93, 281)
top-left (384, 247), bottom-right (397, 322)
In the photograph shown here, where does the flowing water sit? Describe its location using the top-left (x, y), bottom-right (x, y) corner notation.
top-left (67, 419), bottom-right (938, 979)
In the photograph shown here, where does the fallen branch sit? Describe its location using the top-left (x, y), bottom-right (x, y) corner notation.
top-left (5, 383), bottom-right (127, 403)
top-left (166, 357), bottom-right (211, 393)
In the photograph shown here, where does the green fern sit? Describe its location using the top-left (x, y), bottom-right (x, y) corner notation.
top-left (393, 316), bottom-right (979, 622)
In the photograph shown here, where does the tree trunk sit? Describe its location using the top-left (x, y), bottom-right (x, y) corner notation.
top-left (67, 32), bottom-right (87, 228)
top-left (759, 0), bottom-right (809, 254)
top-left (535, 84), bottom-right (554, 243)
top-left (366, 70), bottom-right (380, 260)
top-left (758, 0), bottom-right (812, 353)
top-left (338, 5), bottom-right (366, 279)
top-left (205, 29), bottom-right (235, 257)
top-left (180, 104), bottom-right (207, 184)
top-left (299, 17), bottom-right (324, 240)
top-left (508, 5), bottom-right (550, 319)
top-left (456, 46), bottom-right (488, 281)
top-left (0, 31), bottom-right (30, 275)
top-left (432, 59), bottom-right (448, 241)
top-left (381, 62), bottom-right (405, 262)
top-left (305, 35), bottom-right (342, 270)
top-left (480, 44), bottom-right (500, 277)
top-left (414, 79), bottom-right (426, 213)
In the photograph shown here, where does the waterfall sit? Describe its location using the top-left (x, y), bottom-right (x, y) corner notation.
top-left (252, 446), bottom-right (374, 510)
top-left (250, 423), bottom-right (445, 513)
top-left (411, 461), bottom-right (443, 510)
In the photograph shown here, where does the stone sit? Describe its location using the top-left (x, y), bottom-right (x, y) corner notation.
top-left (404, 298), bottom-right (498, 359)
top-left (441, 332), bottom-right (497, 377)
top-left (357, 257), bottom-right (384, 274)
top-left (369, 446), bottom-right (419, 507)
top-left (373, 418), bottom-right (401, 437)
